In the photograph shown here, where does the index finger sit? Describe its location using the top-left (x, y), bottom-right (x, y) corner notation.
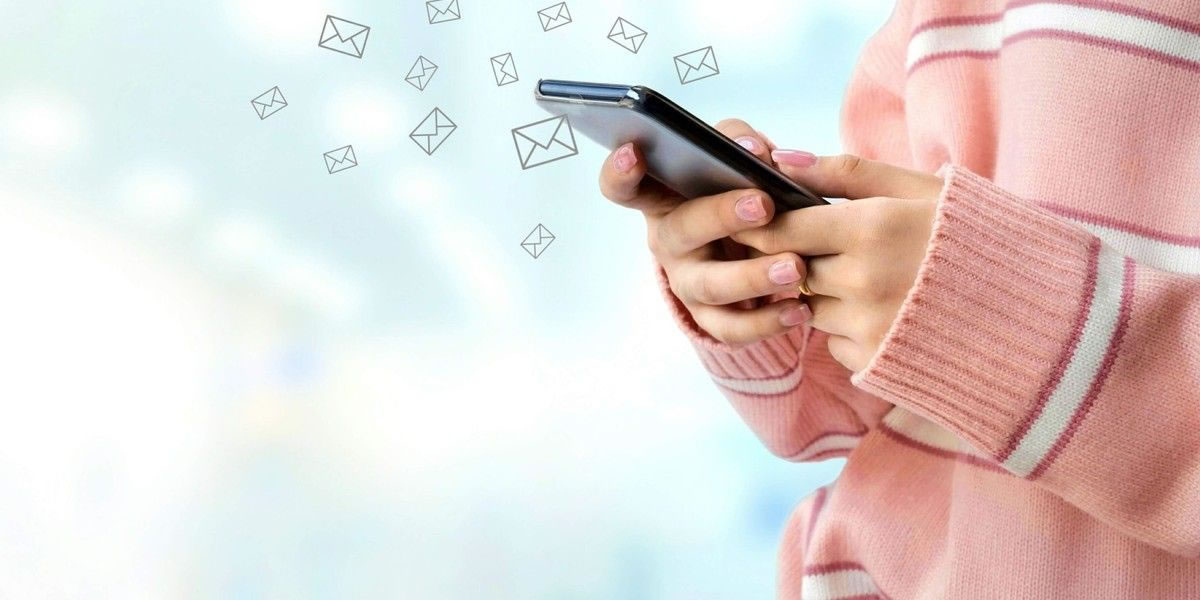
top-left (730, 202), bottom-right (854, 256)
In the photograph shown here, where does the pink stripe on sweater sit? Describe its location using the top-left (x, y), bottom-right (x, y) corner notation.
top-left (804, 561), bottom-right (872, 576)
top-left (1005, 0), bottom-right (1200, 35)
top-left (1029, 257), bottom-right (1137, 479)
top-left (879, 423), bottom-right (1010, 473)
top-left (910, 1), bottom-right (1200, 38)
top-left (909, 29), bottom-right (1200, 74)
top-left (803, 448), bottom-right (857, 462)
top-left (910, 12), bottom-right (1004, 36)
top-left (907, 49), bottom-right (1002, 73)
top-left (999, 237), bottom-right (1103, 462)
top-left (1040, 202), bottom-right (1200, 247)
top-left (1016, 29), bottom-right (1200, 73)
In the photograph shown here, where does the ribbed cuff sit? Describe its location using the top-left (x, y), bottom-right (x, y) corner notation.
top-left (850, 166), bottom-right (1100, 455)
top-left (655, 265), bottom-right (812, 380)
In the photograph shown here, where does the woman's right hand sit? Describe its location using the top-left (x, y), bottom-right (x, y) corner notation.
top-left (597, 119), bottom-right (812, 346)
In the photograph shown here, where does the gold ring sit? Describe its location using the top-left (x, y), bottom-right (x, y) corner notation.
top-left (797, 278), bottom-right (815, 297)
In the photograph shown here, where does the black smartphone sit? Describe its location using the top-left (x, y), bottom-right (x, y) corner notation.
top-left (534, 79), bottom-right (827, 211)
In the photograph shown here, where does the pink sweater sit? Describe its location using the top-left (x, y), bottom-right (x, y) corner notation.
top-left (658, 1), bottom-right (1200, 598)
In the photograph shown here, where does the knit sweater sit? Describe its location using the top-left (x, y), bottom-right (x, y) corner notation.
top-left (657, 1), bottom-right (1200, 598)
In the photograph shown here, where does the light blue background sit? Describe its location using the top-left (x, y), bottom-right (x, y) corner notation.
top-left (1, 0), bottom-right (891, 597)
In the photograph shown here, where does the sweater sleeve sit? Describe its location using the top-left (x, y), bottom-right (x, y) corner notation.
top-left (657, 267), bottom-right (893, 461)
top-left (852, 165), bottom-right (1200, 557)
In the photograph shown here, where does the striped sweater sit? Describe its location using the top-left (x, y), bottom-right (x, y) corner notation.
top-left (658, 1), bottom-right (1200, 598)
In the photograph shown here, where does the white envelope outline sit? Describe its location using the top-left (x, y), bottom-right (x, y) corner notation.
top-left (674, 46), bottom-right (720, 84)
top-left (427, 0), bottom-right (461, 24)
top-left (538, 2), bottom-right (571, 31)
top-left (511, 115), bottom-right (578, 170)
top-left (521, 225), bottom-right (555, 259)
top-left (608, 18), bottom-right (646, 54)
top-left (410, 108), bottom-right (457, 155)
top-left (406, 56), bottom-right (438, 90)
top-left (319, 15), bottom-right (370, 58)
top-left (324, 145), bottom-right (357, 174)
top-left (251, 86), bottom-right (287, 119)
top-left (490, 53), bottom-right (518, 86)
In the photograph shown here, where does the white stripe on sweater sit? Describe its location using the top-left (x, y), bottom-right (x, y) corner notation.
top-left (802, 568), bottom-right (883, 600)
top-left (1067, 218), bottom-right (1200, 275)
top-left (907, 2), bottom-right (1200, 70)
top-left (1003, 245), bottom-right (1127, 476)
top-left (709, 363), bottom-right (802, 395)
top-left (792, 433), bottom-right (863, 461)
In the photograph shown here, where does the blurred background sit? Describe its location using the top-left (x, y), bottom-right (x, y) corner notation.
top-left (0, 0), bottom-right (891, 597)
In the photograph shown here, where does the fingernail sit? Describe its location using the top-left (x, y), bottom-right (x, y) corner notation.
top-left (780, 304), bottom-right (812, 327)
top-left (735, 194), bottom-right (766, 222)
top-left (772, 150), bottom-right (818, 168)
top-left (768, 260), bottom-right (801, 285)
top-left (735, 136), bottom-right (761, 153)
top-left (614, 144), bottom-right (637, 173)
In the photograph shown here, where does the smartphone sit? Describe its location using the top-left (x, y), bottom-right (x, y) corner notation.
top-left (534, 79), bottom-right (827, 211)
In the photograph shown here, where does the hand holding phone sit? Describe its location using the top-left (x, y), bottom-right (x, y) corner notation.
top-left (534, 79), bottom-right (827, 211)
top-left (596, 115), bottom-right (818, 345)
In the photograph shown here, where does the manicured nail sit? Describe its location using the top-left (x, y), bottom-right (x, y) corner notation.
top-left (772, 150), bottom-right (818, 168)
top-left (768, 260), bottom-right (801, 285)
top-left (735, 136), bottom-right (761, 153)
top-left (780, 304), bottom-right (812, 327)
top-left (614, 144), bottom-right (637, 173)
top-left (735, 194), bottom-right (766, 221)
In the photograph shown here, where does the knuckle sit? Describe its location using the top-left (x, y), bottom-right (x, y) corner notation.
top-left (749, 315), bottom-right (777, 342)
top-left (703, 316), bottom-right (735, 344)
top-left (832, 154), bottom-right (865, 179)
top-left (690, 271), bottom-right (719, 305)
top-left (665, 269), bottom-right (685, 299)
top-left (760, 226), bottom-right (787, 255)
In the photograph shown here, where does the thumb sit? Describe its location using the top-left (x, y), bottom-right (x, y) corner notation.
top-left (770, 151), bottom-right (943, 200)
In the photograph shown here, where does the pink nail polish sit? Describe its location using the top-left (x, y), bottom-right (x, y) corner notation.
top-left (780, 304), bottom-right (812, 327)
top-left (614, 144), bottom-right (636, 173)
top-left (735, 194), bottom-right (766, 221)
top-left (735, 136), bottom-right (761, 153)
top-left (772, 150), bottom-right (818, 168)
top-left (768, 260), bottom-right (801, 285)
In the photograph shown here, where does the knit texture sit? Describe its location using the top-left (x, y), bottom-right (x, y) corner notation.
top-left (656, 2), bottom-right (1200, 598)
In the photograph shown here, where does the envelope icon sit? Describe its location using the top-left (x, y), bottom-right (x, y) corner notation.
top-left (521, 224), bottom-right (555, 259)
top-left (674, 45), bottom-right (720, 84)
top-left (511, 115), bottom-right (578, 170)
top-left (608, 17), bottom-right (647, 54)
top-left (251, 86), bottom-right (287, 120)
top-left (427, 0), bottom-right (461, 24)
top-left (405, 56), bottom-right (438, 91)
top-left (410, 107), bottom-right (457, 156)
top-left (324, 145), bottom-right (358, 174)
top-left (538, 2), bottom-right (572, 32)
top-left (490, 53), bottom-right (518, 87)
top-left (319, 15), bottom-right (370, 59)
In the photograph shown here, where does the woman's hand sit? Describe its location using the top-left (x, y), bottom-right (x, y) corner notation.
top-left (597, 119), bottom-right (812, 346)
top-left (736, 151), bottom-right (944, 372)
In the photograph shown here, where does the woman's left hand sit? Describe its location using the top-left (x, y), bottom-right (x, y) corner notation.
top-left (734, 151), bottom-right (945, 373)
